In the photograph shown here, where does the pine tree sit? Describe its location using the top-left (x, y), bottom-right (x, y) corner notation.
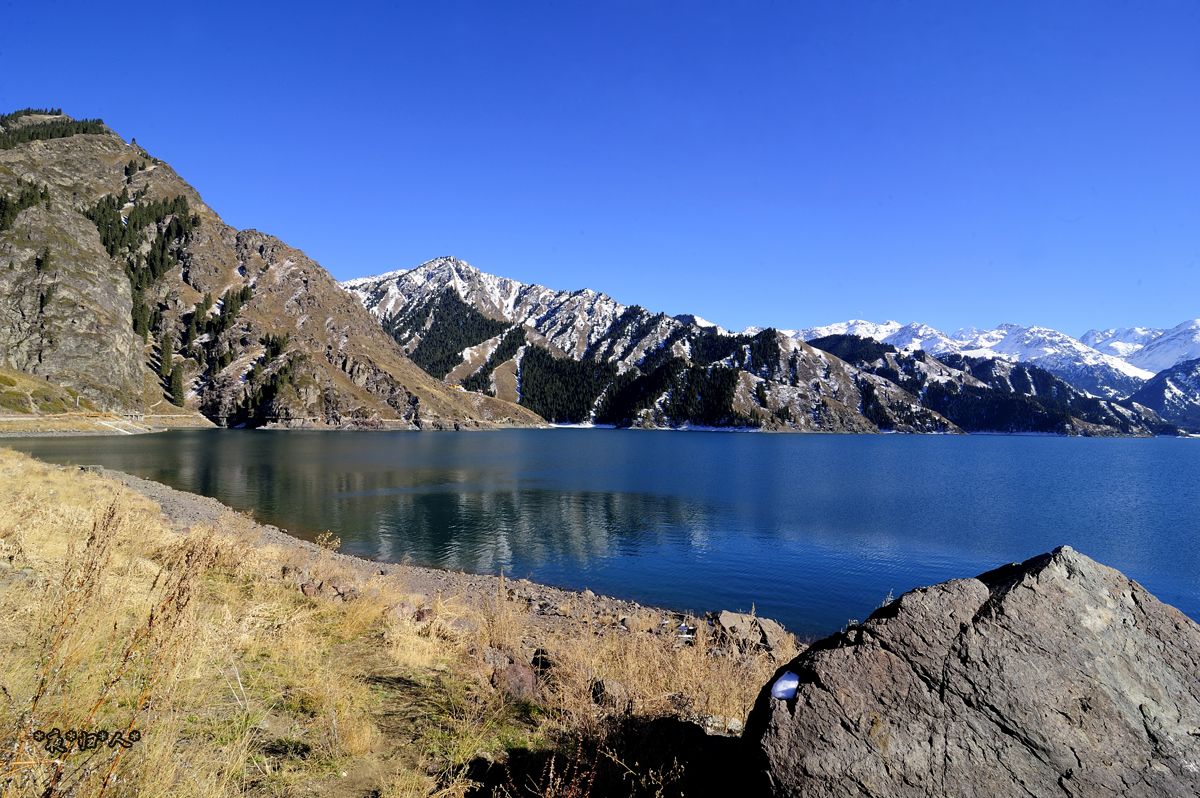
top-left (169, 365), bottom-right (185, 406)
top-left (160, 333), bottom-right (173, 379)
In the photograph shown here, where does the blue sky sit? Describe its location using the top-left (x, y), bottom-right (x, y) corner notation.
top-left (4, 1), bottom-right (1198, 336)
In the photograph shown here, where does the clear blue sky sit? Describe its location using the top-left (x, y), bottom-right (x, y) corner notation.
top-left (4, 1), bottom-right (1198, 337)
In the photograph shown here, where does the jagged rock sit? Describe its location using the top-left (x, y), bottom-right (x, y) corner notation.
top-left (299, 581), bottom-right (320, 598)
top-left (744, 546), bottom-right (1200, 797)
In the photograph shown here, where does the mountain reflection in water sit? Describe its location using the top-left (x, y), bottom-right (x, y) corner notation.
top-left (7, 428), bottom-right (1199, 637)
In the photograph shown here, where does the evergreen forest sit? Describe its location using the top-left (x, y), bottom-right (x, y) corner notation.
top-left (0, 108), bottom-right (107, 150)
top-left (0, 180), bottom-right (51, 231)
top-left (384, 289), bottom-right (510, 379)
top-left (85, 190), bottom-right (201, 340)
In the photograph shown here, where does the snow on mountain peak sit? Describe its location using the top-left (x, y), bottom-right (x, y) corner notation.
top-left (797, 319), bottom-right (903, 342)
top-left (1126, 319), bottom-right (1200, 373)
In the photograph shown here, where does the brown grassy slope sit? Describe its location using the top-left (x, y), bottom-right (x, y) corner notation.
top-left (0, 123), bottom-right (543, 428)
top-left (0, 364), bottom-right (92, 414)
top-left (0, 447), bottom-right (793, 797)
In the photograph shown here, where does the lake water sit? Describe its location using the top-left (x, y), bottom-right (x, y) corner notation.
top-left (6, 429), bottom-right (1198, 636)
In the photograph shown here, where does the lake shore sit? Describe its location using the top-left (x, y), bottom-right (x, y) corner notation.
top-left (1, 446), bottom-right (794, 796)
top-left (105, 465), bottom-right (762, 656)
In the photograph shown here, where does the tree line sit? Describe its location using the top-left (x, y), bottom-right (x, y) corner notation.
top-left (0, 108), bottom-right (107, 149)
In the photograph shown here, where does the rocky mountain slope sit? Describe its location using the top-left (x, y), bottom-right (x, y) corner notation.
top-left (0, 110), bottom-right (541, 429)
top-left (343, 259), bottom-right (1173, 436)
top-left (807, 335), bottom-right (1173, 436)
top-left (345, 258), bottom-right (957, 434)
top-left (1129, 357), bottom-right (1200, 431)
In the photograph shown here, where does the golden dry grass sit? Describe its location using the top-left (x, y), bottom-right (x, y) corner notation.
top-left (0, 447), bottom-right (797, 797)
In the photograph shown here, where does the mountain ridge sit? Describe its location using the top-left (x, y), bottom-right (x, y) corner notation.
top-left (342, 258), bottom-right (1182, 435)
top-left (0, 111), bottom-right (542, 430)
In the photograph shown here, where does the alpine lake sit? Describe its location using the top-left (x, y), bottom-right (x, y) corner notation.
top-left (8, 428), bottom-right (1198, 637)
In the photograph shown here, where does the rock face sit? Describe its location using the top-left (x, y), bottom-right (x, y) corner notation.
top-left (744, 546), bottom-right (1200, 797)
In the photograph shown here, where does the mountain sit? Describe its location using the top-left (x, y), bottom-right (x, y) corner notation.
top-left (343, 259), bottom-right (1174, 436)
top-left (1079, 326), bottom-right (1165, 359)
top-left (1125, 319), bottom-right (1200, 374)
top-left (805, 335), bottom-right (1171, 436)
top-left (799, 320), bottom-right (1153, 399)
top-left (1129, 357), bottom-right (1200, 431)
top-left (1080, 320), bottom-right (1200, 375)
top-left (796, 319), bottom-right (904, 342)
top-left (0, 109), bottom-right (541, 430)
top-left (344, 258), bottom-right (961, 434)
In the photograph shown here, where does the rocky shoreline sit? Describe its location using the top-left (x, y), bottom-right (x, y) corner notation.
top-left (104, 467), bottom-right (792, 663)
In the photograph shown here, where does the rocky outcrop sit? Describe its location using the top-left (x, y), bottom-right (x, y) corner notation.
top-left (745, 546), bottom-right (1200, 797)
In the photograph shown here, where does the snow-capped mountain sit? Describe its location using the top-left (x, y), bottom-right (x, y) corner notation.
top-left (798, 320), bottom-right (1153, 398)
top-left (341, 259), bottom-right (966, 433)
top-left (796, 319), bottom-right (905, 342)
top-left (1079, 327), bottom-right (1165, 360)
top-left (1124, 319), bottom-right (1200, 374)
top-left (674, 314), bottom-right (729, 335)
top-left (343, 256), bottom-right (633, 360)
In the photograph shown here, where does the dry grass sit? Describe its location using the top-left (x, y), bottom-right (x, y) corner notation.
top-left (0, 447), bottom-right (797, 797)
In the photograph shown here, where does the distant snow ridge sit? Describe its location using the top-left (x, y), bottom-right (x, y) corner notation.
top-left (1124, 319), bottom-right (1200, 373)
top-left (797, 320), bottom-right (1154, 398)
top-left (1079, 326), bottom-right (1165, 360)
top-left (796, 319), bottom-right (904, 342)
top-left (342, 259), bottom-right (1192, 401)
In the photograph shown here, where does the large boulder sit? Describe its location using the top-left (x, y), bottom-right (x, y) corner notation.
top-left (744, 546), bottom-right (1200, 797)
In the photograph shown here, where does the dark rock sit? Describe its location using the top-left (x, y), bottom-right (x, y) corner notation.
top-left (745, 546), bottom-right (1200, 797)
top-left (531, 648), bottom-right (556, 677)
top-left (413, 608), bottom-right (435, 623)
top-left (491, 660), bottom-right (538, 702)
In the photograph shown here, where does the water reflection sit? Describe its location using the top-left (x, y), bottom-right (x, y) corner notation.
top-left (7, 429), bottom-right (1199, 636)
